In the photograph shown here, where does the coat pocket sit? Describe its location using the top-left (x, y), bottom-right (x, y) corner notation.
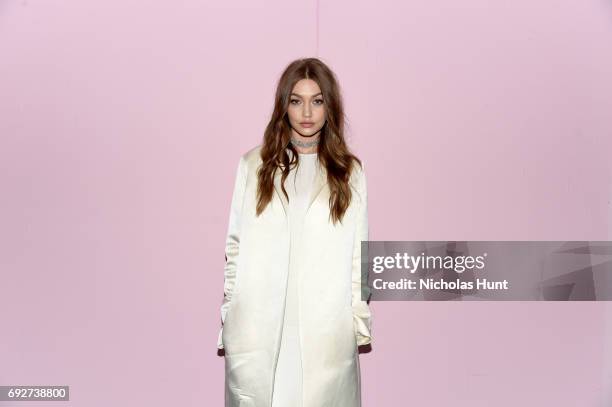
top-left (238, 395), bottom-right (255, 407)
top-left (220, 295), bottom-right (241, 351)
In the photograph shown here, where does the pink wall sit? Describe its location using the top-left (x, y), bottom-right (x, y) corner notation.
top-left (1, 0), bottom-right (611, 406)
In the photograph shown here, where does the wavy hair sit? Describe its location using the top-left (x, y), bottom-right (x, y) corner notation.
top-left (256, 58), bottom-right (362, 225)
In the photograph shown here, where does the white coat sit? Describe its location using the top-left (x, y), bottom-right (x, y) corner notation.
top-left (217, 144), bottom-right (373, 407)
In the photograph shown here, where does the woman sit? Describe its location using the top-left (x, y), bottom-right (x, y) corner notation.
top-left (217, 58), bottom-right (373, 407)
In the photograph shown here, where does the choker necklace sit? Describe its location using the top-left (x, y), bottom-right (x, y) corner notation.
top-left (290, 136), bottom-right (320, 148)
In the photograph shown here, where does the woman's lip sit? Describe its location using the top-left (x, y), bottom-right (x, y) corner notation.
top-left (301, 123), bottom-right (314, 127)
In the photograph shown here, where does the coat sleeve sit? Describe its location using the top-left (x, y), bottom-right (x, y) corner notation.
top-left (352, 162), bottom-right (373, 346)
top-left (217, 156), bottom-right (248, 350)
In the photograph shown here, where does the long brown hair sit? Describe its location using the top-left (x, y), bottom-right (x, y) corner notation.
top-left (256, 57), bottom-right (362, 225)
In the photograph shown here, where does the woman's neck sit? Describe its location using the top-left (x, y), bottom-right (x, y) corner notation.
top-left (290, 132), bottom-right (320, 154)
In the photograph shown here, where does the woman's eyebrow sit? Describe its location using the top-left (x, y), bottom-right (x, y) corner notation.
top-left (290, 92), bottom-right (323, 98)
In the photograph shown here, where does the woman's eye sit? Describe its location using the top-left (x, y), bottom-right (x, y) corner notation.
top-left (290, 99), bottom-right (323, 105)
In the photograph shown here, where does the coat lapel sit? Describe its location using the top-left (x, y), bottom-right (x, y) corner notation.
top-left (308, 163), bottom-right (327, 213)
top-left (273, 159), bottom-right (327, 217)
top-left (272, 169), bottom-right (289, 216)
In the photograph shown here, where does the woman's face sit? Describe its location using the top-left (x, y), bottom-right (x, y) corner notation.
top-left (286, 79), bottom-right (326, 139)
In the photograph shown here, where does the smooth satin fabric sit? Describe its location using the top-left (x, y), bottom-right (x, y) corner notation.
top-left (271, 152), bottom-right (317, 407)
top-left (218, 145), bottom-right (372, 407)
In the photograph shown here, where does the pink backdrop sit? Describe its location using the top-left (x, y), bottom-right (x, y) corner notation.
top-left (1, 0), bottom-right (611, 406)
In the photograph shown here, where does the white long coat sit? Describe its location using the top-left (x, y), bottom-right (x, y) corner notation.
top-left (217, 144), bottom-right (373, 407)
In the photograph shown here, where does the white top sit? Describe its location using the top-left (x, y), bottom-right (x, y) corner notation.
top-left (286, 152), bottom-right (319, 220)
top-left (284, 152), bottom-right (319, 327)
top-left (271, 151), bottom-right (318, 407)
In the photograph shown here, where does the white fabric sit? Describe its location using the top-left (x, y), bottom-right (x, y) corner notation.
top-left (272, 153), bottom-right (318, 407)
top-left (218, 144), bottom-right (372, 407)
